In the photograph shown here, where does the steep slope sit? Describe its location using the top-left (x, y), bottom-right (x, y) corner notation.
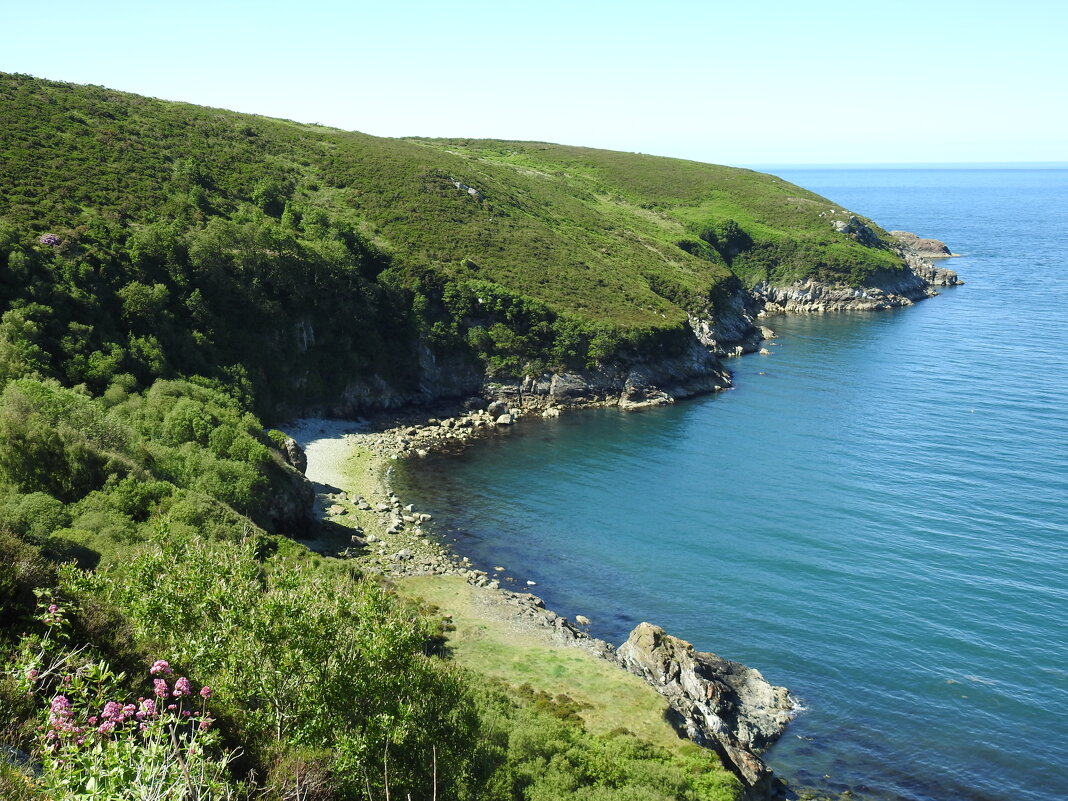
top-left (0, 72), bottom-right (938, 419)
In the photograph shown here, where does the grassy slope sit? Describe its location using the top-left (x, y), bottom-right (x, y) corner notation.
top-left (400, 574), bottom-right (689, 751)
top-left (1, 73), bottom-right (904, 338)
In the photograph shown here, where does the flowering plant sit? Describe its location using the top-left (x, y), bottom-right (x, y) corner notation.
top-left (10, 598), bottom-right (242, 799)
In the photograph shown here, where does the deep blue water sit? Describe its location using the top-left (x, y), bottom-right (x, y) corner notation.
top-left (397, 168), bottom-right (1068, 801)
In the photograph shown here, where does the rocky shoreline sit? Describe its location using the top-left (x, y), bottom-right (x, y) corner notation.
top-left (281, 231), bottom-right (961, 799)
top-left (287, 409), bottom-right (798, 799)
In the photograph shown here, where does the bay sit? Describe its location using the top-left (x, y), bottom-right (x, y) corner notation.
top-left (397, 166), bottom-right (1068, 801)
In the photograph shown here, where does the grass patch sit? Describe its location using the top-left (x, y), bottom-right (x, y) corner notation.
top-left (398, 574), bottom-right (692, 754)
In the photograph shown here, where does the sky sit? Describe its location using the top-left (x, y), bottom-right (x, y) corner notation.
top-left (3, 0), bottom-right (1065, 166)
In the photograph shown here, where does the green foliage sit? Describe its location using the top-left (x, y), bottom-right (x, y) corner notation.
top-left (0, 71), bottom-right (911, 400)
top-left (471, 686), bottom-right (741, 801)
top-left (88, 528), bottom-right (479, 800)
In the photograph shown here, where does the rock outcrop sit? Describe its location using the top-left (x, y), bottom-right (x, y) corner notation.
top-left (280, 436), bottom-right (308, 474)
top-left (832, 215), bottom-right (880, 248)
top-left (485, 336), bottom-right (732, 413)
top-left (753, 232), bottom-right (962, 314)
top-left (890, 230), bottom-right (957, 258)
top-left (617, 622), bottom-right (794, 799)
top-left (752, 269), bottom-right (934, 313)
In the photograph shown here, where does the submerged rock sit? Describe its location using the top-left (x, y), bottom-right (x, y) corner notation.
top-left (617, 622), bottom-right (794, 799)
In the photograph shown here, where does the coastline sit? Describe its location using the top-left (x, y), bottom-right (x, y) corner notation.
top-left (281, 241), bottom-right (961, 801)
top-left (286, 404), bottom-right (796, 799)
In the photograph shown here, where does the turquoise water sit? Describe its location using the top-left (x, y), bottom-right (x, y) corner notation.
top-left (397, 168), bottom-right (1068, 801)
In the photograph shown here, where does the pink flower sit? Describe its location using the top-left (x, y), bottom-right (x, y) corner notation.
top-left (27, 668), bottom-right (39, 680)
top-left (173, 677), bottom-right (191, 697)
top-left (153, 679), bottom-right (169, 698)
top-left (149, 660), bottom-right (172, 676)
top-left (199, 685), bottom-right (212, 699)
top-left (140, 698), bottom-right (156, 717)
top-left (101, 701), bottom-right (122, 721)
top-left (50, 696), bottom-right (72, 716)
top-left (199, 718), bottom-right (212, 731)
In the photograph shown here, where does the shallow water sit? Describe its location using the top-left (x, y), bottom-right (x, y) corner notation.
top-left (397, 167), bottom-right (1068, 801)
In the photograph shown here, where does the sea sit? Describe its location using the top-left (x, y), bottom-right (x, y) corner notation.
top-left (396, 166), bottom-right (1068, 801)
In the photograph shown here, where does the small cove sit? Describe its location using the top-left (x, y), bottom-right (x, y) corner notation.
top-left (396, 167), bottom-right (1068, 801)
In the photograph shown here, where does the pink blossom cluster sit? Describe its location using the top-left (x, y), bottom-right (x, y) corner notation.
top-left (38, 233), bottom-right (60, 246)
top-left (45, 695), bottom-right (86, 746)
top-left (40, 603), bottom-right (64, 627)
top-left (39, 659), bottom-right (215, 751)
top-left (149, 659), bottom-right (173, 676)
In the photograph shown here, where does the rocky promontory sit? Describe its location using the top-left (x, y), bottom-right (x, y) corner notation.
top-left (618, 623), bottom-right (794, 799)
top-left (890, 230), bottom-right (959, 258)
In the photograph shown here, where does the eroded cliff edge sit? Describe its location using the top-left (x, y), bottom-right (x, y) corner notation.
top-left (375, 229), bottom-right (963, 416)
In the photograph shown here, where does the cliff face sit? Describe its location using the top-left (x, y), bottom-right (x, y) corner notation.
top-left (752, 233), bottom-right (961, 315)
top-left (618, 623), bottom-right (795, 799)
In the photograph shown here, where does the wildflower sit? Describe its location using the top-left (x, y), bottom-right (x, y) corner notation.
top-left (140, 698), bottom-right (156, 717)
top-left (199, 685), bottom-right (212, 699)
top-left (153, 678), bottom-right (169, 698)
top-left (48, 604), bottom-right (58, 613)
top-left (97, 721), bottom-right (116, 735)
top-left (101, 701), bottom-right (123, 721)
top-left (173, 676), bottom-right (191, 697)
top-left (27, 668), bottom-right (39, 680)
top-left (50, 695), bottom-right (72, 716)
top-left (39, 233), bottom-right (60, 246)
top-left (199, 718), bottom-right (212, 731)
top-left (149, 659), bottom-right (172, 676)
top-left (166, 704), bottom-right (177, 712)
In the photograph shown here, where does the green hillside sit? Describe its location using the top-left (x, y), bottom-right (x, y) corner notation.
top-left (0, 73), bottom-right (903, 799)
top-left (0, 73), bottom-right (906, 417)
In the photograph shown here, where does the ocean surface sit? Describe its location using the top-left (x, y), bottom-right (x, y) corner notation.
top-left (396, 167), bottom-right (1068, 801)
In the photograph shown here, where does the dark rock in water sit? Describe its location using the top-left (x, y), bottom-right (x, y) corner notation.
top-left (487, 399), bottom-right (509, 418)
top-left (617, 622), bottom-right (794, 799)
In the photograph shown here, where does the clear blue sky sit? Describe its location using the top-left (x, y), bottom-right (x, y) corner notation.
top-left (3, 0), bottom-right (1065, 165)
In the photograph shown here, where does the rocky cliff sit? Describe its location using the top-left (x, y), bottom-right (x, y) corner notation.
top-left (752, 229), bottom-right (961, 314)
top-left (618, 623), bottom-right (794, 799)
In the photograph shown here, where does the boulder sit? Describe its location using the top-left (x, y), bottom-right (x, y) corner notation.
top-left (495, 413), bottom-right (514, 425)
top-left (281, 437), bottom-right (308, 474)
top-left (832, 215), bottom-right (879, 248)
top-left (487, 400), bottom-right (509, 418)
top-left (617, 622), bottom-right (793, 798)
top-left (890, 230), bottom-right (954, 257)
